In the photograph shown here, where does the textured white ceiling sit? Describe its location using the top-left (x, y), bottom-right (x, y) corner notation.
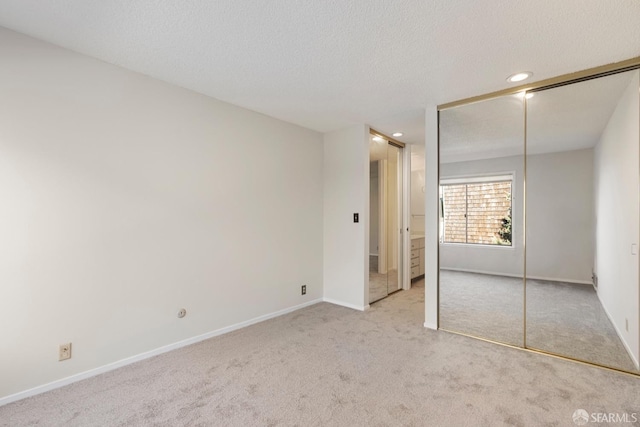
top-left (0, 1), bottom-right (639, 145)
top-left (527, 70), bottom-right (636, 155)
top-left (440, 94), bottom-right (524, 163)
top-left (440, 70), bottom-right (637, 163)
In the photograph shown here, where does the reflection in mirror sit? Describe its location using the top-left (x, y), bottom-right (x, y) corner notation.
top-left (387, 144), bottom-right (403, 296)
top-left (369, 134), bottom-right (404, 303)
top-left (370, 135), bottom-right (387, 303)
top-left (526, 69), bottom-right (640, 373)
top-left (410, 145), bottom-right (426, 284)
top-left (439, 95), bottom-right (525, 346)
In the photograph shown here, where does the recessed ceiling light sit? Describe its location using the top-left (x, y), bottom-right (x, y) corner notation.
top-left (515, 91), bottom-right (534, 99)
top-left (507, 71), bottom-right (533, 83)
top-left (372, 136), bottom-right (384, 142)
top-left (392, 132), bottom-right (403, 137)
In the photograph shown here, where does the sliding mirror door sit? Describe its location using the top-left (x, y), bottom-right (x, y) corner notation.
top-left (369, 134), bottom-right (404, 304)
top-left (526, 69), bottom-right (640, 373)
top-left (386, 143), bottom-right (403, 296)
top-left (439, 95), bottom-right (525, 346)
top-left (370, 135), bottom-right (387, 303)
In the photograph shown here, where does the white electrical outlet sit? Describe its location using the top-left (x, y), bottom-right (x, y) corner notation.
top-left (59, 343), bottom-right (72, 361)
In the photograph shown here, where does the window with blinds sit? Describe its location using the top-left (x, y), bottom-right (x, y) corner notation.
top-left (440, 177), bottom-right (512, 246)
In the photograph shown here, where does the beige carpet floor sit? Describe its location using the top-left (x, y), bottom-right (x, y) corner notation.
top-left (440, 270), bottom-right (639, 373)
top-left (2, 280), bottom-right (640, 426)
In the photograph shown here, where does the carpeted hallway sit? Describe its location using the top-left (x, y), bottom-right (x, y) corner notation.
top-left (2, 280), bottom-right (640, 426)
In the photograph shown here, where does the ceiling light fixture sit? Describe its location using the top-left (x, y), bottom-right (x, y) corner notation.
top-left (372, 136), bottom-right (384, 142)
top-left (507, 71), bottom-right (533, 83)
top-left (392, 132), bottom-right (403, 137)
top-left (515, 91), bottom-right (534, 99)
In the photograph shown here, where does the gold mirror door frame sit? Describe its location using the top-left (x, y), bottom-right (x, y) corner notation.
top-left (437, 56), bottom-right (640, 375)
top-left (369, 131), bottom-right (405, 304)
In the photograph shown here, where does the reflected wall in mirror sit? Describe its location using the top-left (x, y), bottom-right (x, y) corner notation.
top-left (410, 145), bottom-right (426, 282)
top-left (386, 143), bottom-right (403, 296)
top-left (369, 134), bottom-right (404, 304)
top-left (439, 95), bottom-right (525, 346)
top-left (526, 69), bottom-right (640, 373)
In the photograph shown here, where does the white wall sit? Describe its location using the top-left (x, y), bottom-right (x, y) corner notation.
top-left (0, 28), bottom-right (324, 401)
top-left (323, 125), bottom-right (369, 310)
top-left (593, 71), bottom-right (640, 367)
top-left (388, 149), bottom-right (400, 271)
top-left (526, 149), bottom-right (594, 283)
top-left (439, 155), bottom-right (525, 277)
top-left (410, 168), bottom-right (425, 234)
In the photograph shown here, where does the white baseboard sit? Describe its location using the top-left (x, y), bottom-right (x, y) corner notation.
top-left (526, 275), bottom-right (592, 286)
top-left (0, 298), bottom-right (323, 407)
top-left (440, 267), bottom-right (521, 278)
top-left (440, 267), bottom-right (592, 285)
top-left (424, 321), bottom-right (437, 330)
top-left (322, 298), bottom-right (368, 311)
top-left (597, 292), bottom-right (640, 370)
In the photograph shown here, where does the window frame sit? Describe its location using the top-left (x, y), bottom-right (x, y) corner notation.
top-left (439, 173), bottom-right (514, 248)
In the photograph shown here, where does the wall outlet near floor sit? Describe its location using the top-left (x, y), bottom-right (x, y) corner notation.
top-left (59, 343), bottom-right (72, 361)
top-left (301, 285), bottom-right (306, 295)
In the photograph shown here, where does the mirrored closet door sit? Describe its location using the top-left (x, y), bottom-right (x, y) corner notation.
top-left (438, 58), bottom-right (640, 375)
top-left (525, 69), bottom-right (640, 373)
top-left (438, 95), bottom-right (525, 346)
top-left (369, 133), bottom-right (404, 304)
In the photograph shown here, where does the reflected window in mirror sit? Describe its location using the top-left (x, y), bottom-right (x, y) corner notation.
top-left (440, 174), bottom-right (513, 246)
